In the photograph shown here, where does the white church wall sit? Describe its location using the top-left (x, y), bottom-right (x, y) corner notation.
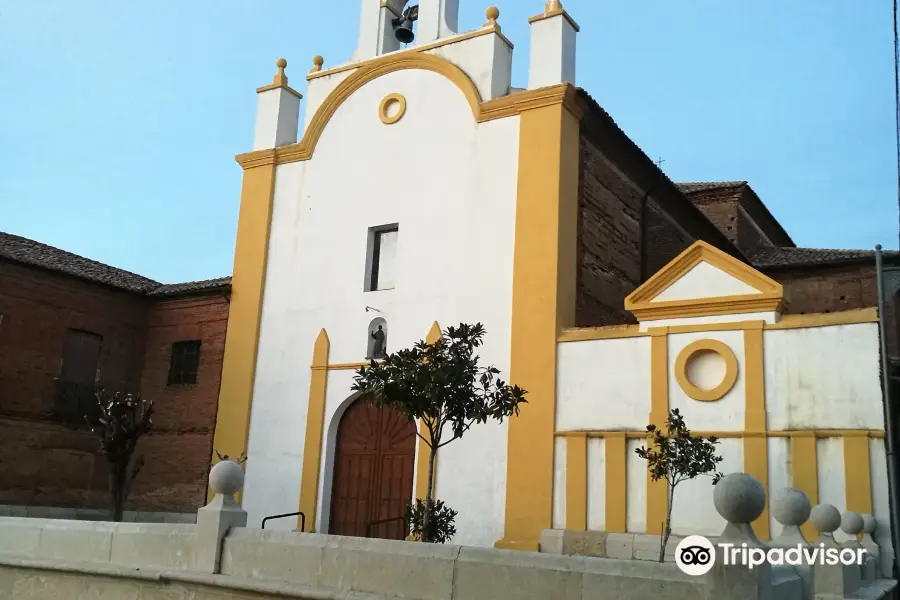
top-left (586, 437), bottom-right (606, 531)
top-left (552, 437), bottom-right (566, 530)
top-left (625, 438), bottom-right (647, 533)
top-left (767, 436), bottom-right (791, 536)
top-left (638, 312), bottom-right (778, 331)
top-left (305, 71), bottom-right (354, 128)
top-left (669, 438), bottom-right (743, 536)
top-left (556, 336), bottom-right (651, 431)
top-left (667, 330), bottom-right (745, 432)
top-left (816, 437), bottom-right (847, 539)
top-left (764, 323), bottom-right (883, 430)
top-left (426, 32), bottom-right (512, 101)
top-left (654, 262), bottom-right (758, 303)
top-left (244, 67), bottom-right (521, 547)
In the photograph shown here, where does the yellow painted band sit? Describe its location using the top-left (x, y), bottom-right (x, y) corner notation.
top-left (673, 338), bottom-right (739, 402)
top-left (605, 434), bottom-right (627, 533)
top-left (742, 327), bottom-right (769, 539)
top-left (496, 101), bottom-right (580, 552)
top-left (553, 429), bottom-right (884, 439)
top-left (298, 329), bottom-right (330, 531)
top-left (791, 434), bottom-right (819, 541)
top-left (565, 435), bottom-right (587, 531)
top-left (646, 332), bottom-right (669, 535)
top-left (208, 161), bottom-right (277, 503)
top-left (844, 436), bottom-right (873, 518)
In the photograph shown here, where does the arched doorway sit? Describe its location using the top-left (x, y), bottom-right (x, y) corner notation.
top-left (328, 396), bottom-right (416, 539)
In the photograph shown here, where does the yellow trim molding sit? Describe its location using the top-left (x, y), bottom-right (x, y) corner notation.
top-left (791, 433), bottom-right (819, 541)
top-left (307, 26), bottom-right (514, 81)
top-left (414, 322), bottom-right (443, 502)
top-left (843, 435), bottom-right (873, 519)
top-left (497, 98), bottom-right (581, 552)
top-left (646, 329), bottom-right (669, 535)
top-left (256, 58), bottom-right (303, 99)
top-left (674, 339), bottom-right (739, 402)
top-left (237, 54), bottom-right (581, 170)
top-left (565, 434), bottom-right (587, 530)
top-left (767, 308), bottom-right (878, 330)
top-left (558, 324), bottom-right (644, 342)
top-left (528, 6), bottom-right (581, 32)
top-left (209, 161), bottom-right (277, 503)
top-left (624, 240), bottom-right (784, 322)
top-left (605, 433), bottom-right (627, 533)
top-left (378, 93), bottom-right (407, 125)
top-left (743, 327), bottom-right (769, 539)
top-left (554, 429), bottom-right (884, 440)
top-left (298, 329), bottom-right (330, 531)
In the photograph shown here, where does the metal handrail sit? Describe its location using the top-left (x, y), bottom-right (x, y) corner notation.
top-left (365, 515), bottom-right (406, 539)
top-left (261, 511), bottom-right (305, 532)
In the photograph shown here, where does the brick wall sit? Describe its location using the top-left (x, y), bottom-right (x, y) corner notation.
top-left (576, 131), bottom-right (643, 326)
top-left (134, 294), bottom-right (229, 511)
top-left (643, 201), bottom-right (696, 278)
top-left (0, 261), bottom-right (228, 513)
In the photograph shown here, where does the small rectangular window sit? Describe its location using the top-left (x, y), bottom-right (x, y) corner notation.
top-left (168, 340), bottom-right (202, 385)
top-left (365, 225), bottom-right (399, 292)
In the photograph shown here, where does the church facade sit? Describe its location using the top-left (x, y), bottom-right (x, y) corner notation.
top-left (209, 0), bottom-right (894, 560)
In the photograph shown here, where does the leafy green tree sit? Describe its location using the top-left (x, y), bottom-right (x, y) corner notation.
top-left (406, 498), bottom-right (458, 544)
top-left (89, 389), bottom-right (154, 522)
top-left (635, 408), bottom-right (723, 562)
top-left (352, 323), bottom-right (526, 542)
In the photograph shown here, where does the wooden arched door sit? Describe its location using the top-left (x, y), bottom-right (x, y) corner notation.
top-left (329, 396), bottom-right (416, 539)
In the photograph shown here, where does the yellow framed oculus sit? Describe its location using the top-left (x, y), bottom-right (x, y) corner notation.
top-left (379, 93), bottom-right (407, 125)
top-left (674, 338), bottom-right (739, 402)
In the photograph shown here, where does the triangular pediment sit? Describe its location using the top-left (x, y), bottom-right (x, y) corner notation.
top-left (624, 241), bottom-right (784, 321)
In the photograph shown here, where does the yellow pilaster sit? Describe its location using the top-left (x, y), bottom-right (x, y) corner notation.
top-left (497, 97), bottom-right (580, 551)
top-left (565, 434), bottom-right (587, 531)
top-left (209, 159), bottom-right (277, 503)
top-left (297, 330), bottom-right (330, 531)
top-left (605, 433), bottom-right (627, 533)
top-left (791, 433), bottom-right (819, 541)
top-left (843, 433), bottom-right (873, 519)
top-left (646, 328), bottom-right (669, 535)
top-left (414, 322), bottom-right (443, 502)
top-left (743, 325), bottom-right (769, 539)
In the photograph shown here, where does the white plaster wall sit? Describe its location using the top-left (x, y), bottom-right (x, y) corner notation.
top-left (767, 436), bottom-right (791, 537)
top-left (764, 324), bottom-right (883, 430)
top-left (669, 438), bottom-right (743, 536)
top-left (528, 16), bottom-right (576, 90)
top-left (304, 71), bottom-right (354, 128)
top-left (556, 337), bottom-right (651, 432)
top-left (552, 437), bottom-right (566, 530)
top-left (816, 438), bottom-right (848, 541)
top-left (427, 32), bottom-right (512, 101)
top-left (626, 439), bottom-right (647, 533)
top-left (653, 262), bottom-right (758, 303)
top-left (253, 89), bottom-right (300, 151)
top-left (638, 312), bottom-right (778, 331)
top-left (244, 67), bottom-right (521, 548)
top-left (586, 438), bottom-right (606, 531)
top-left (870, 438), bottom-right (895, 575)
top-left (667, 330), bottom-right (746, 432)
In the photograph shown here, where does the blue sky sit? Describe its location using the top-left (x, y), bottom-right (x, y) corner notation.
top-left (1, 1), bottom-right (896, 283)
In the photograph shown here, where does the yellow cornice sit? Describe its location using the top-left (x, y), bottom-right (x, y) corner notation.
top-left (307, 26), bottom-right (514, 82)
top-left (236, 52), bottom-right (581, 170)
top-left (766, 308), bottom-right (878, 330)
top-left (553, 429), bottom-right (885, 439)
top-left (624, 240), bottom-right (785, 321)
top-left (558, 324), bottom-right (644, 342)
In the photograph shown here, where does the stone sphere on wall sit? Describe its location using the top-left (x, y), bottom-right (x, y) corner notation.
top-left (771, 487), bottom-right (811, 526)
top-left (810, 504), bottom-right (841, 534)
top-left (713, 472), bottom-right (766, 524)
top-left (209, 460), bottom-right (245, 496)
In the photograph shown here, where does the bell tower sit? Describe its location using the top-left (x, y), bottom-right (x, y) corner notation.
top-left (354, 0), bottom-right (460, 61)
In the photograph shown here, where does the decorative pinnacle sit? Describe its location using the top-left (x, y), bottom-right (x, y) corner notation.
top-left (272, 58), bottom-right (288, 86)
top-left (485, 6), bottom-right (500, 28)
top-left (545, 0), bottom-right (563, 12)
top-left (310, 55), bottom-right (324, 74)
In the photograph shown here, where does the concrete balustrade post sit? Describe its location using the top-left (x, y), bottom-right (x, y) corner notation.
top-left (771, 487), bottom-right (812, 599)
top-left (191, 460), bottom-right (248, 574)
top-left (810, 504), bottom-right (858, 599)
top-left (861, 514), bottom-right (882, 580)
top-left (840, 511), bottom-right (871, 583)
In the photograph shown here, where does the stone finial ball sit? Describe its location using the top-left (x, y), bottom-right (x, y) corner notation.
top-left (841, 511), bottom-right (864, 535)
top-left (810, 504), bottom-right (841, 534)
top-left (209, 460), bottom-right (245, 496)
top-left (313, 55), bottom-right (324, 67)
top-left (276, 58), bottom-right (287, 69)
top-left (713, 473), bottom-right (766, 523)
top-left (862, 514), bottom-right (877, 534)
top-left (771, 487), bottom-right (812, 526)
top-left (486, 6), bottom-right (500, 21)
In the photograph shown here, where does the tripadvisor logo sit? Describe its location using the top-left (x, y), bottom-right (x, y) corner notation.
top-left (674, 535), bottom-right (867, 576)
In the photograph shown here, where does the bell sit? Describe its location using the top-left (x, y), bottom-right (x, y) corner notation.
top-left (394, 18), bottom-right (415, 44)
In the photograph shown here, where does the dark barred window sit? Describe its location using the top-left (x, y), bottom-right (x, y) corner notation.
top-left (168, 340), bottom-right (201, 385)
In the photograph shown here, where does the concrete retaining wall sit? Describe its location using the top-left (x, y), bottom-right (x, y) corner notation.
top-left (0, 504), bottom-right (196, 524)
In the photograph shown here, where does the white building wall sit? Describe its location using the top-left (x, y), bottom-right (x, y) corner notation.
top-left (626, 438), bottom-right (647, 533)
top-left (767, 436), bottom-right (791, 537)
top-left (586, 438), bottom-right (606, 531)
top-left (764, 324), bottom-right (884, 430)
top-left (552, 437), bottom-right (566, 530)
top-left (654, 262), bottom-right (759, 302)
top-left (870, 438), bottom-right (894, 575)
top-left (556, 337), bottom-right (651, 431)
top-left (243, 67), bottom-right (521, 548)
top-left (669, 438), bottom-right (743, 536)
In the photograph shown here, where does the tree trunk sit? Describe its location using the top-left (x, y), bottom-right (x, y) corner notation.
top-left (659, 482), bottom-right (676, 562)
top-left (109, 468), bottom-right (124, 523)
top-left (422, 444), bottom-right (437, 542)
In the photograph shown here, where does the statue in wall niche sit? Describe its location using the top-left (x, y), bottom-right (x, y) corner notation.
top-left (371, 325), bottom-right (387, 359)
